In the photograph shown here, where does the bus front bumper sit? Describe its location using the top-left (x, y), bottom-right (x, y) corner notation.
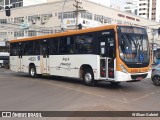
top-left (115, 70), bottom-right (151, 82)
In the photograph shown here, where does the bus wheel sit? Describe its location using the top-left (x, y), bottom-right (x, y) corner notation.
top-left (0, 63), bottom-right (2, 68)
top-left (29, 66), bottom-right (37, 78)
top-left (152, 75), bottom-right (160, 86)
top-left (83, 69), bottom-right (95, 86)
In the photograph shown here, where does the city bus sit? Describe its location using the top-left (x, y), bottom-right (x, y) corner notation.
top-left (10, 25), bottom-right (151, 86)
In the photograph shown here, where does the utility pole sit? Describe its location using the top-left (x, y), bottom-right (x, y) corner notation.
top-left (73, 0), bottom-right (84, 29)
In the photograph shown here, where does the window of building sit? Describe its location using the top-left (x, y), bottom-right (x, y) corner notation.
top-left (14, 17), bottom-right (24, 23)
top-left (0, 19), bottom-right (7, 24)
top-left (94, 14), bottom-right (102, 22)
top-left (11, 0), bottom-right (23, 8)
top-left (38, 30), bottom-right (53, 36)
top-left (28, 30), bottom-right (37, 37)
top-left (58, 12), bottom-right (75, 19)
top-left (103, 17), bottom-right (111, 24)
top-left (117, 20), bottom-right (122, 24)
top-left (81, 12), bottom-right (92, 20)
top-left (28, 15), bottom-right (39, 22)
top-left (41, 13), bottom-right (52, 20)
top-left (14, 31), bottom-right (24, 37)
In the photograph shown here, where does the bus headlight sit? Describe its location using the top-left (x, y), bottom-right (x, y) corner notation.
top-left (120, 64), bottom-right (128, 73)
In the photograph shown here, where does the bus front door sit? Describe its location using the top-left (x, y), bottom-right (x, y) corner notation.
top-left (100, 32), bottom-right (115, 80)
top-left (40, 40), bottom-right (50, 74)
top-left (17, 43), bottom-right (23, 72)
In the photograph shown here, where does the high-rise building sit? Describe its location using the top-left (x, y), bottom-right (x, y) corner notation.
top-left (110, 0), bottom-right (160, 22)
top-left (137, 0), bottom-right (160, 22)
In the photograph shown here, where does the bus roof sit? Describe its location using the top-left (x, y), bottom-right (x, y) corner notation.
top-left (10, 24), bottom-right (118, 43)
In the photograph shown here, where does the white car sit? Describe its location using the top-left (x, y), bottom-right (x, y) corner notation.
top-left (151, 64), bottom-right (160, 86)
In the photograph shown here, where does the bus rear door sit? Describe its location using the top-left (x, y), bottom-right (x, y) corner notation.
top-left (99, 30), bottom-right (116, 80)
top-left (17, 42), bottom-right (23, 72)
top-left (40, 40), bottom-right (50, 74)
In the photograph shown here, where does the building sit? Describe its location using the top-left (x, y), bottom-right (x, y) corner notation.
top-left (124, 0), bottom-right (138, 15)
top-left (110, 0), bottom-right (160, 22)
top-left (0, 0), bottom-right (49, 10)
top-left (0, 0), bottom-right (160, 50)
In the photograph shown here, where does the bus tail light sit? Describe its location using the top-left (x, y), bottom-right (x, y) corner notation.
top-left (120, 64), bottom-right (128, 73)
top-left (101, 67), bottom-right (106, 77)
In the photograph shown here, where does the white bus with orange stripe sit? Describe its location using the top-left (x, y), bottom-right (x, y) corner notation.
top-left (10, 25), bottom-right (151, 86)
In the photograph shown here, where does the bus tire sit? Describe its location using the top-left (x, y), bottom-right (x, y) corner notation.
top-left (152, 75), bottom-right (160, 86)
top-left (29, 66), bottom-right (37, 78)
top-left (83, 69), bottom-right (95, 86)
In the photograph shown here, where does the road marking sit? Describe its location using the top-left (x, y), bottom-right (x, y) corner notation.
top-left (41, 81), bottom-right (106, 98)
top-left (114, 98), bottom-right (130, 104)
top-left (132, 94), bottom-right (149, 102)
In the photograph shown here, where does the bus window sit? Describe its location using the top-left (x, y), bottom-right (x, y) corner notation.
top-left (33, 41), bottom-right (40, 55)
top-left (24, 41), bottom-right (33, 55)
top-left (10, 43), bottom-right (18, 56)
top-left (18, 43), bottom-right (23, 58)
top-left (59, 37), bottom-right (68, 54)
top-left (51, 38), bottom-right (59, 54)
top-left (40, 40), bottom-right (50, 58)
top-left (75, 33), bottom-right (94, 54)
top-left (108, 37), bottom-right (115, 58)
top-left (59, 36), bottom-right (74, 54)
top-left (68, 36), bottom-right (75, 54)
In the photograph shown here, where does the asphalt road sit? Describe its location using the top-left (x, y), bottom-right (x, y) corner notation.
top-left (0, 68), bottom-right (160, 120)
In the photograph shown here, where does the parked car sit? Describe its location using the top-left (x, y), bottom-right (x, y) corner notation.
top-left (151, 64), bottom-right (160, 86)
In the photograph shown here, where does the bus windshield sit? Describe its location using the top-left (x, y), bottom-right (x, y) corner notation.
top-left (117, 26), bottom-right (150, 66)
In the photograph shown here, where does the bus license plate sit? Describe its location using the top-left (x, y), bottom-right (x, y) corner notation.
top-left (136, 77), bottom-right (143, 80)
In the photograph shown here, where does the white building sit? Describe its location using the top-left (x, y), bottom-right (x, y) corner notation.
top-left (0, 0), bottom-right (160, 46)
top-left (110, 0), bottom-right (160, 22)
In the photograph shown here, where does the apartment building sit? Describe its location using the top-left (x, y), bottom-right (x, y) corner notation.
top-left (0, 0), bottom-right (160, 46)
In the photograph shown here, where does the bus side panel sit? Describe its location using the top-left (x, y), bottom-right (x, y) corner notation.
top-left (49, 55), bottom-right (98, 79)
top-left (66, 55), bottom-right (98, 79)
top-left (21, 56), bottom-right (41, 74)
top-left (49, 55), bottom-right (66, 77)
top-left (10, 56), bottom-right (19, 72)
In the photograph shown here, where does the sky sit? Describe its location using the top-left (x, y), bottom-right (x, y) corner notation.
top-left (89, 0), bottom-right (126, 10)
top-left (89, 0), bottom-right (111, 7)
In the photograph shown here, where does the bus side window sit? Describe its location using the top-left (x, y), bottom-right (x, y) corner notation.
top-left (67, 36), bottom-right (75, 54)
top-left (33, 41), bottom-right (40, 55)
top-left (51, 38), bottom-right (59, 54)
top-left (24, 41), bottom-right (33, 55)
top-left (10, 43), bottom-right (18, 56)
top-left (108, 37), bottom-right (115, 58)
top-left (59, 37), bottom-right (68, 54)
top-left (75, 33), bottom-right (94, 54)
